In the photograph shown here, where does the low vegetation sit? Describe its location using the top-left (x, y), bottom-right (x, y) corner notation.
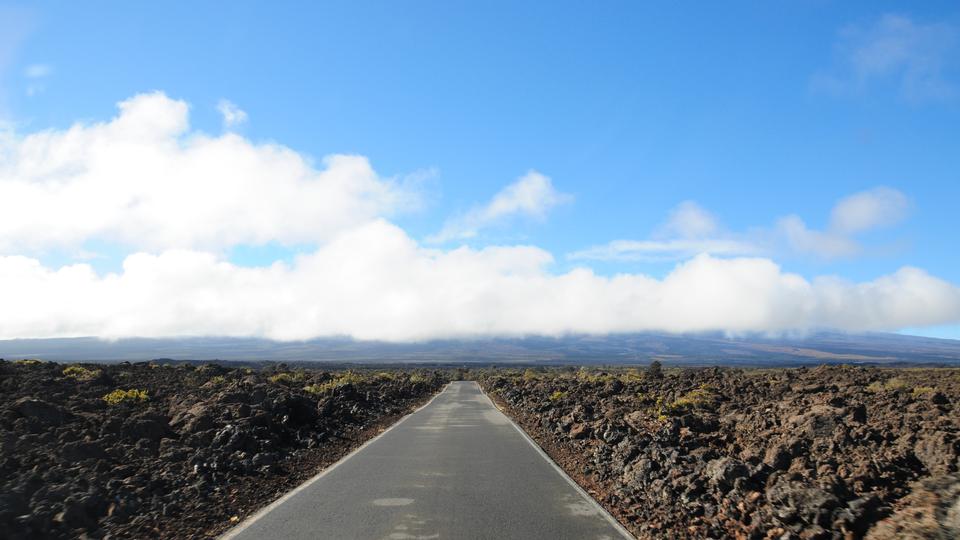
top-left (867, 376), bottom-right (912, 393)
top-left (102, 388), bottom-right (149, 405)
top-left (267, 371), bottom-right (306, 385)
top-left (63, 365), bottom-right (101, 381)
top-left (303, 371), bottom-right (365, 395)
top-left (656, 384), bottom-right (718, 418)
top-left (12, 359), bottom-right (43, 366)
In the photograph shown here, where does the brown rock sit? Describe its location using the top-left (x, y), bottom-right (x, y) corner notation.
top-left (866, 474), bottom-right (960, 539)
top-left (914, 432), bottom-right (959, 475)
top-left (569, 423), bottom-right (589, 440)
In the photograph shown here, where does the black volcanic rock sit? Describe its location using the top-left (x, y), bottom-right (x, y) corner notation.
top-left (481, 365), bottom-right (960, 539)
top-left (0, 361), bottom-right (447, 539)
top-left (11, 397), bottom-right (69, 426)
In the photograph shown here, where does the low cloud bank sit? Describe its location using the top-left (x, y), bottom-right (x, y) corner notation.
top-left (2, 220), bottom-right (958, 342)
top-left (1, 91), bottom-right (958, 341)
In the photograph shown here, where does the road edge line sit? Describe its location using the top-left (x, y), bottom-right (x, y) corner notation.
top-left (477, 383), bottom-right (637, 540)
top-left (220, 382), bottom-right (452, 539)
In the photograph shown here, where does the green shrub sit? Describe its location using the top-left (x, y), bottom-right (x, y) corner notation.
top-left (885, 377), bottom-right (910, 391)
top-left (269, 373), bottom-right (293, 384)
top-left (338, 371), bottom-right (366, 385)
top-left (868, 377), bottom-right (911, 393)
top-left (912, 386), bottom-right (935, 397)
top-left (304, 371), bottom-right (366, 395)
top-left (13, 359), bottom-right (43, 366)
top-left (303, 383), bottom-right (327, 395)
top-left (574, 368), bottom-right (615, 384)
top-left (269, 371), bottom-right (306, 385)
top-left (549, 390), bottom-right (567, 401)
top-left (657, 384), bottom-right (718, 418)
top-left (63, 365), bottom-right (101, 381)
top-left (620, 368), bottom-right (644, 382)
top-left (103, 389), bottom-right (149, 405)
top-left (673, 387), bottom-right (715, 409)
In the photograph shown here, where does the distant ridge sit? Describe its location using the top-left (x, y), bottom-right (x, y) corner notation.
top-left (1, 332), bottom-right (959, 366)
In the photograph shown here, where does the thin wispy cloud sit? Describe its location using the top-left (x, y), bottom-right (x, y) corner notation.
top-left (777, 187), bottom-right (911, 258)
top-left (428, 171), bottom-right (572, 243)
top-left (773, 216), bottom-right (861, 259)
top-left (22, 63), bottom-right (51, 96)
top-left (217, 99), bottom-right (248, 129)
top-left (829, 186), bottom-right (910, 234)
top-left (24, 63), bottom-right (51, 78)
top-left (813, 14), bottom-right (959, 102)
top-left (569, 200), bottom-right (759, 262)
top-left (569, 187), bottom-right (911, 262)
top-left (568, 238), bottom-right (759, 263)
top-left (657, 200), bottom-right (720, 239)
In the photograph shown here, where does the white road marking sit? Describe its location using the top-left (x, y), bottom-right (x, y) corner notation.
top-left (221, 381), bottom-right (636, 540)
top-left (479, 385), bottom-right (636, 540)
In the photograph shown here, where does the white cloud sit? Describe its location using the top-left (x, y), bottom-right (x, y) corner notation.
top-left (428, 171), bottom-right (571, 243)
top-left (0, 92), bottom-right (956, 341)
top-left (829, 186), bottom-right (910, 234)
top-left (217, 99), bottom-right (248, 129)
top-left (569, 200), bottom-right (757, 262)
top-left (657, 200), bottom-right (719, 239)
top-left (1, 227), bottom-right (957, 341)
top-left (0, 91), bottom-right (417, 253)
top-left (572, 188), bottom-right (910, 262)
top-left (814, 14), bottom-right (959, 101)
top-left (775, 215), bottom-right (861, 258)
top-left (24, 63), bottom-right (50, 78)
top-left (777, 186), bottom-right (910, 258)
top-left (568, 239), bottom-right (758, 262)
top-left (565, 200), bottom-right (739, 260)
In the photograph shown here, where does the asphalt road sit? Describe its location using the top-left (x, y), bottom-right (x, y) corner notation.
top-left (223, 381), bottom-right (632, 540)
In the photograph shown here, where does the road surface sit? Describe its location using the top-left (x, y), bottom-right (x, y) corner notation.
top-left (223, 381), bottom-right (632, 540)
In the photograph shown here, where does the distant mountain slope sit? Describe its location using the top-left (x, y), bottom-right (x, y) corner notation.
top-left (2, 332), bottom-right (959, 366)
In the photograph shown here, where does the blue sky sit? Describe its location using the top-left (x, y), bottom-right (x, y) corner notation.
top-left (0, 2), bottom-right (959, 341)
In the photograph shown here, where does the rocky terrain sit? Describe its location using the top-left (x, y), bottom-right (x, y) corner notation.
top-left (4, 360), bottom-right (958, 539)
top-left (0, 360), bottom-right (447, 539)
top-left (481, 365), bottom-right (960, 539)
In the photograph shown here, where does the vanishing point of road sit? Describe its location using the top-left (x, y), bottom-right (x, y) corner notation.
top-left (223, 381), bottom-right (633, 540)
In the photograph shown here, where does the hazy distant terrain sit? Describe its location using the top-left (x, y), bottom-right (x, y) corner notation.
top-left (2, 332), bottom-right (959, 366)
